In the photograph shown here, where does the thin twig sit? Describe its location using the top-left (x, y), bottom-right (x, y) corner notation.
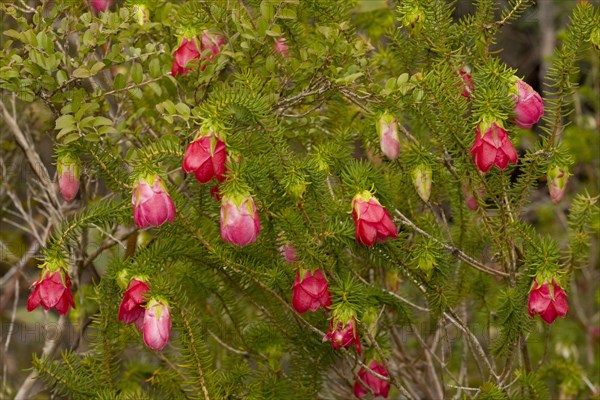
top-left (93, 74), bottom-right (167, 99)
top-left (2, 277), bottom-right (19, 400)
top-left (394, 208), bottom-right (510, 277)
top-left (15, 316), bottom-right (68, 400)
top-left (352, 272), bottom-right (429, 312)
top-left (360, 323), bottom-right (418, 400)
top-left (82, 227), bottom-right (137, 269)
top-left (207, 329), bottom-right (249, 356)
top-left (276, 80), bottom-right (332, 110)
top-left (444, 310), bottom-right (498, 382)
top-left (0, 97), bottom-right (60, 209)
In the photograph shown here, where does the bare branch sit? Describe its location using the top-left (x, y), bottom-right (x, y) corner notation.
top-left (394, 208), bottom-right (510, 278)
top-left (0, 97), bottom-right (60, 209)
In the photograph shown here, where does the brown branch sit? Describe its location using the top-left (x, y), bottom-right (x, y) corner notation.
top-left (0, 97), bottom-right (60, 208)
top-left (276, 79), bottom-right (332, 109)
top-left (15, 316), bottom-right (68, 400)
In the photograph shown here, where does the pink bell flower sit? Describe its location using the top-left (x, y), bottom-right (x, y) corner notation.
top-left (528, 278), bottom-right (568, 324)
top-left (142, 299), bottom-right (172, 351)
top-left (291, 268), bottom-right (332, 313)
top-left (132, 175), bottom-right (176, 228)
top-left (27, 268), bottom-right (75, 315)
top-left (351, 191), bottom-right (397, 246)
top-left (182, 131), bottom-right (227, 184)
top-left (513, 79), bottom-right (544, 129)
top-left (323, 317), bottom-right (362, 355)
top-left (220, 193), bottom-right (260, 246)
top-left (118, 278), bottom-right (150, 331)
top-left (469, 120), bottom-right (518, 173)
top-left (353, 359), bottom-right (391, 399)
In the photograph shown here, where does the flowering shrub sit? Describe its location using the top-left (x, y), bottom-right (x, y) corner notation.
top-left (1, 0), bottom-right (599, 399)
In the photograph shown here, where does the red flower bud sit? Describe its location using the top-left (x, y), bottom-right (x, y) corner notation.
top-left (171, 31), bottom-right (224, 76)
top-left (513, 79), bottom-right (544, 129)
top-left (210, 185), bottom-right (222, 201)
top-left (280, 243), bottom-right (299, 264)
top-left (142, 299), bottom-right (171, 351)
top-left (461, 180), bottom-right (485, 211)
top-left (220, 194), bottom-right (260, 246)
top-left (412, 165), bottom-right (432, 202)
top-left (460, 69), bottom-right (473, 99)
top-left (182, 132), bottom-right (227, 184)
top-left (57, 156), bottom-right (80, 203)
top-left (353, 359), bottom-right (391, 399)
top-left (292, 269), bottom-right (332, 313)
top-left (352, 192), bottom-right (397, 246)
top-left (171, 38), bottom-right (200, 77)
top-left (528, 279), bottom-right (568, 324)
top-left (90, 0), bottom-right (112, 13)
top-left (132, 176), bottom-right (176, 228)
top-left (200, 31), bottom-right (225, 63)
top-left (118, 278), bottom-right (150, 331)
top-left (274, 37), bottom-right (289, 57)
top-left (27, 269), bottom-right (75, 315)
top-left (323, 317), bottom-right (362, 355)
top-left (469, 121), bottom-right (518, 173)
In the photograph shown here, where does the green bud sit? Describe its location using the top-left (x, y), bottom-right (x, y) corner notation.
top-left (385, 270), bottom-right (401, 292)
top-left (417, 252), bottom-right (436, 279)
top-left (117, 269), bottom-right (130, 290)
top-left (547, 166), bottom-right (570, 204)
top-left (316, 159), bottom-right (330, 173)
top-left (361, 307), bottom-right (379, 341)
top-left (475, 31), bottom-right (489, 57)
top-left (412, 164), bottom-right (432, 202)
top-left (401, 5), bottom-right (425, 35)
top-left (132, 4), bottom-right (149, 26)
top-left (286, 177), bottom-right (307, 201)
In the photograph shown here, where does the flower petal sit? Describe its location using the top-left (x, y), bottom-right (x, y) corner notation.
top-left (27, 285), bottom-right (42, 312)
top-left (357, 222), bottom-right (377, 246)
top-left (475, 142), bottom-right (497, 172)
top-left (359, 201), bottom-right (385, 223)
